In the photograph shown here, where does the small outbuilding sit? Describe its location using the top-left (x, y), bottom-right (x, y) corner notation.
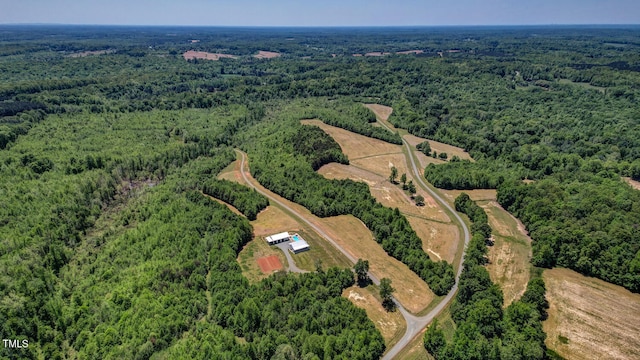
top-left (266, 232), bottom-right (290, 245)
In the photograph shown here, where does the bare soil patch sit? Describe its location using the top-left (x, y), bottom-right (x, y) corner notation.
top-left (253, 50), bottom-right (281, 59)
top-left (624, 177), bottom-right (640, 190)
top-left (301, 119), bottom-right (399, 160)
top-left (256, 255), bottom-right (283, 273)
top-left (365, 52), bottom-right (391, 57)
top-left (543, 268), bottom-right (640, 360)
top-left (396, 50), bottom-right (425, 55)
top-left (68, 49), bottom-right (115, 58)
top-left (485, 234), bottom-right (531, 306)
top-left (407, 217), bottom-right (459, 264)
top-left (404, 134), bottom-right (473, 161)
top-left (318, 215), bottom-right (435, 313)
top-left (342, 286), bottom-right (406, 347)
top-left (183, 50), bottom-right (238, 61)
top-left (319, 163), bottom-right (450, 223)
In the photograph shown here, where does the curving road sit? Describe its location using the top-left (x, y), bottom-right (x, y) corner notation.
top-left (236, 145), bottom-right (470, 359)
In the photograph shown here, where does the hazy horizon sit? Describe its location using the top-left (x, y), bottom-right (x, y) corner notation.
top-left (2, 0), bottom-right (639, 27)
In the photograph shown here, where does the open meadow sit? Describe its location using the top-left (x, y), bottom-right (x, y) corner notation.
top-left (543, 268), bottom-right (640, 360)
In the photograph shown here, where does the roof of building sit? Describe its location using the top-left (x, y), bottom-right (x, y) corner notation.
top-left (266, 232), bottom-right (290, 242)
top-left (290, 240), bottom-right (310, 251)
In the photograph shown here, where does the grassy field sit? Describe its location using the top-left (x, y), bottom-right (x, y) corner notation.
top-left (478, 200), bottom-right (532, 306)
top-left (440, 189), bottom-right (497, 206)
top-left (316, 214), bottom-right (435, 313)
top-left (342, 285), bottom-right (406, 349)
top-left (301, 119), bottom-right (399, 160)
top-left (407, 217), bottom-right (459, 264)
top-left (237, 213), bottom-right (289, 283)
top-left (543, 268), bottom-right (640, 360)
top-left (319, 162), bottom-right (450, 223)
top-left (404, 134), bottom-right (473, 162)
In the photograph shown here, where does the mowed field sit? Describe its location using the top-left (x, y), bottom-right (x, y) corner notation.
top-left (342, 286), bottom-right (406, 348)
top-left (317, 215), bottom-right (435, 313)
top-left (543, 268), bottom-right (640, 360)
top-left (479, 200), bottom-right (532, 306)
top-left (237, 206), bottom-right (292, 283)
top-left (407, 217), bottom-right (459, 264)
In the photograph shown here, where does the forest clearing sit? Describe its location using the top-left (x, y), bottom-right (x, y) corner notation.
top-left (182, 50), bottom-right (238, 60)
top-left (253, 50), bottom-right (281, 58)
top-left (479, 200), bottom-right (532, 306)
top-left (543, 268), bottom-right (640, 360)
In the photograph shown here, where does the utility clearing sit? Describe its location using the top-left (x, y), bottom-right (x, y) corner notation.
top-left (544, 268), bottom-right (640, 360)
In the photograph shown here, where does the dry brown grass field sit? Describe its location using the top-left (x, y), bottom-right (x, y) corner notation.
top-left (301, 119), bottom-right (399, 159)
top-left (182, 50), bottom-right (238, 61)
top-left (543, 268), bottom-right (640, 360)
top-left (440, 189), bottom-right (497, 206)
top-left (624, 177), bottom-right (640, 190)
top-left (342, 286), bottom-right (406, 348)
top-left (318, 163), bottom-right (450, 223)
top-left (317, 215), bottom-right (435, 313)
top-left (253, 50), bottom-right (281, 59)
top-left (404, 134), bottom-right (473, 162)
top-left (407, 217), bottom-right (459, 264)
top-left (478, 200), bottom-right (532, 306)
top-left (415, 151), bottom-right (446, 168)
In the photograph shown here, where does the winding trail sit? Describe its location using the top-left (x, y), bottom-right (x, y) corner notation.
top-left (237, 137), bottom-right (470, 359)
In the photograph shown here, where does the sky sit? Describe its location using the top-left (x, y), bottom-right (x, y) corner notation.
top-left (1, 0), bottom-right (640, 26)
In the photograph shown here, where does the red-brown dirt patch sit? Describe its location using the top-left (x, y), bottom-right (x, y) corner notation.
top-left (253, 50), bottom-right (281, 59)
top-left (256, 255), bottom-right (283, 273)
top-left (182, 50), bottom-right (238, 61)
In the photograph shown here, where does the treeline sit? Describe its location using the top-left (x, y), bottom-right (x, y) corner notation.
top-left (498, 174), bottom-right (640, 292)
top-left (298, 100), bottom-right (402, 145)
top-left (246, 115), bottom-right (454, 295)
top-left (294, 125), bottom-right (349, 170)
top-left (424, 194), bottom-right (547, 359)
top-left (202, 179), bottom-right (269, 220)
top-left (425, 159), bottom-right (521, 190)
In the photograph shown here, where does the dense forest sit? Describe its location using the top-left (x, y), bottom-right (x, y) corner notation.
top-left (1, 25), bottom-right (639, 358)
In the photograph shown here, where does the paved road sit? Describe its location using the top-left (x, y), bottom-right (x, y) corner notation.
top-left (377, 120), bottom-right (471, 360)
top-left (237, 147), bottom-right (470, 359)
top-left (275, 242), bottom-right (307, 273)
